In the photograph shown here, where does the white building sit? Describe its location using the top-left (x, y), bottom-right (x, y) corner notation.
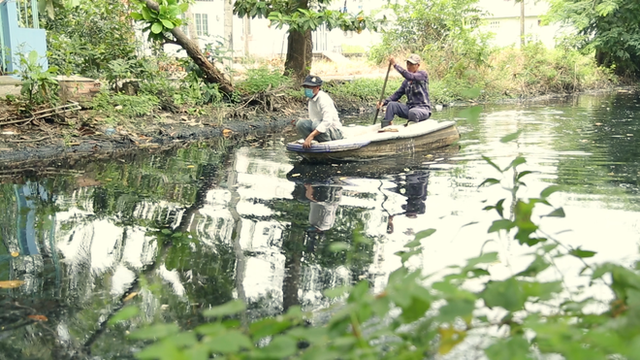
top-left (476, 0), bottom-right (565, 48)
top-left (159, 0), bottom-right (389, 59)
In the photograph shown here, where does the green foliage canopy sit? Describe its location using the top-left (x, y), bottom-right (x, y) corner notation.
top-left (546, 0), bottom-right (640, 77)
top-left (233, 0), bottom-right (386, 34)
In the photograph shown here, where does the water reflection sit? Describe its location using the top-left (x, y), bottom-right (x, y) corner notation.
top-left (1, 93), bottom-right (639, 358)
top-left (385, 170), bottom-right (430, 234)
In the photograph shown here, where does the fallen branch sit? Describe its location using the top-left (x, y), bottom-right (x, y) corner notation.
top-left (7, 135), bottom-right (51, 143)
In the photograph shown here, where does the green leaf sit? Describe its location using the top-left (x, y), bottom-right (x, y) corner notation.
top-left (134, 340), bottom-right (181, 360)
top-left (203, 300), bottom-right (246, 318)
top-left (516, 255), bottom-right (550, 277)
top-left (464, 252), bottom-right (499, 270)
top-left (482, 278), bottom-right (527, 311)
top-left (129, 323), bottom-right (180, 340)
top-left (250, 318), bottom-right (292, 340)
top-left (166, 332), bottom-right (198, 348)
top-left (437, 298), bottom-right (475, 322)
top-left (503, 156), bottom-right (526, 172)
top-left (131, 12), bottom-right (143, 20)
top-left (484, 336), bottom-right (531, 359)
top-left (459, 105), bottom-right (482, 124)
top-left (195, 323), bottom-right (225, 336)
top-left (479, 178), bottom-right (500, 187)
top-left (482, 155), bottom-right (503, 173)
top-left (328, 241), bottom-right (349, 252)
top-left (151, 22), bottom-right (164, 34)
top-left (108, 306), bottom-right (139, 326)
top-left (569, 248), bottom-right (597, 259)
top-left (414, 228), bottom-right (436, 241)
top-left (540, 185), bottom-right (562, 199)
top-left (544, 207), bottom-right (565, 218)
top-left (500, 131), bottom-right (522, 143)
top-left (516, 170), bottom-right (535, 182)
top-left (488, 219), bottom-right (514, 233)
top-left (259, 336), bottom-right (298, 358)
top-left (348, 280), bottom-right (370, 303)
top-left (141, 7), bottom-right (154, 21)
top-left (323, 285), bottom-right (351, 299)
top-left (205, 331), bottom-right (253, 353)
top-left (178, 3), bottom-right (188, 12)
top-left (161, 19), bottom-right (175, 29)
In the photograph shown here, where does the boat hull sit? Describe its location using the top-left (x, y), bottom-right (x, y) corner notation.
top-left (286, 121), bottom-right (460, 162)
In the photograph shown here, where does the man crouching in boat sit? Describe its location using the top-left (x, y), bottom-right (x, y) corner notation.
top-left (376, 54), bottom-right (432, 128)
top-left (296, 75), bottom-right (344, 149)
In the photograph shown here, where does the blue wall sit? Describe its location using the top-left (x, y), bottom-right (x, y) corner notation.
top-left (0, 0), bottom-right (48, 76)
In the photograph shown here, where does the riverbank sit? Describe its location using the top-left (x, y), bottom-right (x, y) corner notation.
top-left (0, 53), bottom-right (630, 168)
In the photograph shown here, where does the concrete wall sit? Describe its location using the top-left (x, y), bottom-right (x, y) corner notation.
top-left (0, 0), bottom-right (48, 76)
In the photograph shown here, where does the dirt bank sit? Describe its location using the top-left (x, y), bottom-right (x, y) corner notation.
top-left (0, 107), bottom-right (305, 168)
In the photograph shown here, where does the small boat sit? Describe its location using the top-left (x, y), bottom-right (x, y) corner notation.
top-left (286, 120), bottom-right (459, 162)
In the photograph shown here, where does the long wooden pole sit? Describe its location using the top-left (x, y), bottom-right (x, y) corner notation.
top-left (373, 62), bottom-right (392, 125)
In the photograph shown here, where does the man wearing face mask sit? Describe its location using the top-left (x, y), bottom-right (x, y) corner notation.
top-left (295, 75), bottom-right (344, 149)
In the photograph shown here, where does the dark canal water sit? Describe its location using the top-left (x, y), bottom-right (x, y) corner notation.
top-left (1, 92), bottom-right (639, 359)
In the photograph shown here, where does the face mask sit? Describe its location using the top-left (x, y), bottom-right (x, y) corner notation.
top-left (304, 88), bottom-right (314, 98)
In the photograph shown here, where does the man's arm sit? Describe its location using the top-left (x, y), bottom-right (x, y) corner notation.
top-left (394, 64), bottom-right (428, 81)
top-left (382, 81), bottom-right (407, 106)
top-left (303, 129), bottom-right (320, 149)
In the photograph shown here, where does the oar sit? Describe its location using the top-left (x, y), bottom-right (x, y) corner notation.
top-left (373, 62), bottom-right (392, 125)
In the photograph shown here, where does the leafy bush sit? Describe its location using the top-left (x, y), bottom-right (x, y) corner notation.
top-left (43, 0), bottom-right (138, 78)
top-left (91, 91), bottom-right (160, 117)
top-left (235, 66), bottom-right (293, 95)
top-left (16, 50), bottom-right (59, 107)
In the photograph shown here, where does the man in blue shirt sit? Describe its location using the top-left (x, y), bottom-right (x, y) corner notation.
top-left (376, 54), bottom-right (432, 128)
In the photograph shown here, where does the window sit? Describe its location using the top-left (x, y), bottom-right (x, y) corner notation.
top-left (195, 13), bottom-right (209, 36)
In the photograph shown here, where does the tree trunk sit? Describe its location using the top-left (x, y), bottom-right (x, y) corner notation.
top-left (284, 29), bottom-right (313, 84)
top-left (144, 0), bottom-right (234, 94)
top-left (520, 0), bottom-right (525, 48)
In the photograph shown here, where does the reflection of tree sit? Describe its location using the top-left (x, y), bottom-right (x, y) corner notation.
top-left (251, 181), bottom-right (379, 316)
top-left (0, 142), bottom-right (242, 359)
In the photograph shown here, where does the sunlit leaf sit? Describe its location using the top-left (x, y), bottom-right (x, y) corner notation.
top-left (203, 300), bottom-right (246, 318)
top-left (516, 170), bottom-right (535, 182)
top-left (438, 327), bottom-right (467, 354)
top-left (151, 22), bottom-right (163, 34)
